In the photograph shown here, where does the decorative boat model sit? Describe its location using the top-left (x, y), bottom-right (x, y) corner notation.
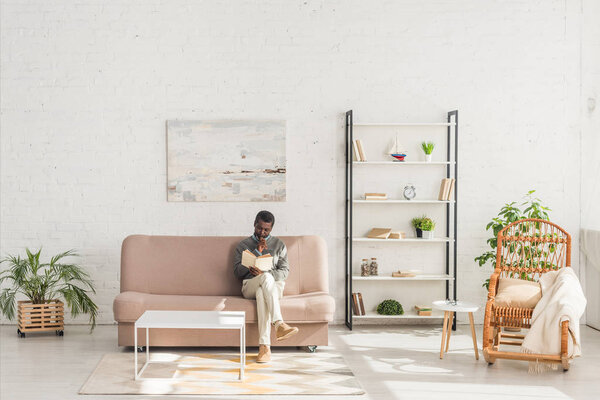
top-left (389, 135), bottom-right (406, 161)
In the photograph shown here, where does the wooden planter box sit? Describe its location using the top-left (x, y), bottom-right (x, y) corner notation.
top-left (17, 300), bottom-right (64, 337)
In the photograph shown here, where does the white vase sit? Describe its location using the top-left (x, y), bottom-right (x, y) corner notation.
top-left (422, 230), bottom-right (434, 239)
top-left (425, 154), bottom-right (432, 162)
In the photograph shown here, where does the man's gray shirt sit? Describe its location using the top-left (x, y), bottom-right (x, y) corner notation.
top-left (233, 236), bottom-right (289, 281)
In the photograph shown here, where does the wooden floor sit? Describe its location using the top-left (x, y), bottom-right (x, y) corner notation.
top-left (1, 323), bottom-right (599, 399)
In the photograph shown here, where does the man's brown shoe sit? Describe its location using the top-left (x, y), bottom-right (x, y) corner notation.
top-left (257, 345), bottom-right (271, 363)
top-left (276, 322), bottom-right (299, 341)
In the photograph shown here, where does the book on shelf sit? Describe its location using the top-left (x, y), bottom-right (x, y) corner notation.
top-left (352, 293), bottom-right (366, 315)
top-left (446, 178), bottom-right (455, 200)
top-left (352, 293), bottom-right (361, 315)
top-left (365, 192), bottom-right (387, 200)
top-left (352, 140), bottom-right (361, 161)
top-left (389, 231), bottom-right (405, 239)
top-left (437, 178), bottom-right (455, 201)
top-left (392, 271), bottom-right (416, 278)
top-left (241, 250), bottom-right (273, 271)
top-left (414, 305), bottom-right (432, 316)
top-left (358, 293), bottom-right (366, 315)
top-left (438, 178), bottom-right (450, 200)
top-left (367, 227), bottom-right (392, 239)
top-left (356, 140), bottom-right (366, 161)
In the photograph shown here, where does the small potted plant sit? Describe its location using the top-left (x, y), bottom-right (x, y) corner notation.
top-left (411, 216), bottom-right (425, 238)
top-left (421, 218), bottom-right (436, 239)
top-left (0, 248), bottom-right (98, 337)
top-left (421, 141), bottom-right (435, 162)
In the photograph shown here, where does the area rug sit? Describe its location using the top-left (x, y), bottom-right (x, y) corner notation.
top-left (79, 351), bottom-right (364, 395)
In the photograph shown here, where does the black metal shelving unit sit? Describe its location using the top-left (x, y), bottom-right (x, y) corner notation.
top-left (344, 110), bottom-right (458, 330)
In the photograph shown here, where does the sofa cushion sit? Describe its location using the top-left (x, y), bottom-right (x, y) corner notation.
top-left (495, 277), bottom-right (542, 309)
top-left (114, 291), bottom-right (335, 323)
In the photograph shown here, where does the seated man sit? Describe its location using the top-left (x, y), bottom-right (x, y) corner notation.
top-left (233, 210), bottom-right (299, 363)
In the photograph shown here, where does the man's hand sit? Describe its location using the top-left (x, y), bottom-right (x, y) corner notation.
top-left (249, 266), bottom-right (263, 276)
top-left (257, 238), bottom-right (268, 253)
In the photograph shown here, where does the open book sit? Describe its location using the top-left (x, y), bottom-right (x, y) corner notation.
top-left (241, 249), bottom-right (273, 272)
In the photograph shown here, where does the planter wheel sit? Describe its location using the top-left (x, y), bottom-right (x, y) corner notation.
top-left (56, 330), bottom-right (64, 336)
top-left (17, 329), bottom-right (25, 338)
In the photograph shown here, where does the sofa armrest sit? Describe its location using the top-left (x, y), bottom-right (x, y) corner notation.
top-left (113, 291), bottom-right (146, 323)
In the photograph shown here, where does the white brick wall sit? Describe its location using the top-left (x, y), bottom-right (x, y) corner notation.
top-left (0, 0), bottom-right (592, 325)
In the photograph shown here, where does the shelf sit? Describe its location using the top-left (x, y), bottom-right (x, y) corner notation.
top-left (354, 122), bottom-right (455, 127)
top-left (353, 161), bottom-right (454, 165)
top-left (352, 274), bottom-right (452, 281)
top-left (353, 237), bottom-right (452, 243)
top-left (353, 312), bottom-right (444, 319)
top-left (345, 110), bottom-right (458, 329)
top-left (353, 199), bottom-right (453, 204)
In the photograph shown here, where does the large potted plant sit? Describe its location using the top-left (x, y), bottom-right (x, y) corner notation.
top-left (0, 248), bottom-right (98, 337)
top-left (474, 190), bottom-right (551, 289)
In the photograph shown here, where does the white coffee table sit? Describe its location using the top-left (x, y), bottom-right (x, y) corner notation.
top-left (134, 310), bottom-right (246, 381)
top-left (432, 300), bottom-right (479, 360)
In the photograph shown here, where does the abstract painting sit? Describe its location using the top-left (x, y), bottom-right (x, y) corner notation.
top-left (167, 120), bottom-right (286, 202)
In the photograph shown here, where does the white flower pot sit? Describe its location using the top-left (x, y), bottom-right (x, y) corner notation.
top-left (422, 230), bottom-right (434, 239)
top-left (425, 154), bottom-right (432, 162)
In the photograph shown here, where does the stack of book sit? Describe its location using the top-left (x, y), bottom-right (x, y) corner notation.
top-left (438, 178), bottom-right (456, 201)
top-left (364, 192), bottom-right (387, 201)
top-left (367, 227), bottom-right (392, 239)
top-left (352, 293), bottom-right (366, 315)
top-left (352, 140), bottom-right (367, 161)
top-left (414, 305), bottom-right (432, 316)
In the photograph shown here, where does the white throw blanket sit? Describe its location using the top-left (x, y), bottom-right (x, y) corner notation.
top-left (521, 268), bottom-right (586, 372)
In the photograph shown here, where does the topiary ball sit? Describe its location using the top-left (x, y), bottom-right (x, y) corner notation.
top-left (377, 299), bottom-right (404, 315)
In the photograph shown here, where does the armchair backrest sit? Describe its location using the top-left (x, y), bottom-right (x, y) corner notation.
top-left (495, 218), bottom-right (571, 281)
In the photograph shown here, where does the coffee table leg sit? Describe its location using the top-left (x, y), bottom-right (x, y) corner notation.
top-left (440, 311), bottom-right (448, 359)
top-left (239, 325), bottom-right (245, 381)
top-left (134, 326), bottom-right (138, 380)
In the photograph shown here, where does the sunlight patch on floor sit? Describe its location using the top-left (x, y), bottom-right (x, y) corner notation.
top-left (383, 380), bottom-right (571, 400)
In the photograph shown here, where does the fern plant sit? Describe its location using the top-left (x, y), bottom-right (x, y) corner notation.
top-left (474, 190), bottom-right (551, 289)
top-left (0, 248), bottom-right (98, 331)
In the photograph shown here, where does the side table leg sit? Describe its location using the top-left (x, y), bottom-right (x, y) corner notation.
top-left (445, 312), bottom-right (453, 353)
top-left (469, 312), bottom-right (479, 360)
top-left (440, 311), bottom-right (449, 359)
top-left (146, 328), bottom-right (149, 363)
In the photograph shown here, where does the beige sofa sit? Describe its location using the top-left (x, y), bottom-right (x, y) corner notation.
top-left (113, 235), bottom-right (335, 348)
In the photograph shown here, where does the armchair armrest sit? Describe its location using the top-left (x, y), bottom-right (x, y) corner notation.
top-left (487, 269), bottom-right (501, 301)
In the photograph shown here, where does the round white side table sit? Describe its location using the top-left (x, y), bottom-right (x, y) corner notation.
top-left (432, 300), bottom-right (479, 360)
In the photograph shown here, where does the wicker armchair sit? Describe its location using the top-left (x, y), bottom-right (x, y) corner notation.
top-left (482, 218), bottom-right (572, 370)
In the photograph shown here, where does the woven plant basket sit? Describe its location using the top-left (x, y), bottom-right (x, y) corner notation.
top-left (17, 300), bottom-right (64, 337)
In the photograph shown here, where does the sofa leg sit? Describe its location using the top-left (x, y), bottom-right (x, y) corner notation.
top-left (306, 345), bottom-right (317, 353)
